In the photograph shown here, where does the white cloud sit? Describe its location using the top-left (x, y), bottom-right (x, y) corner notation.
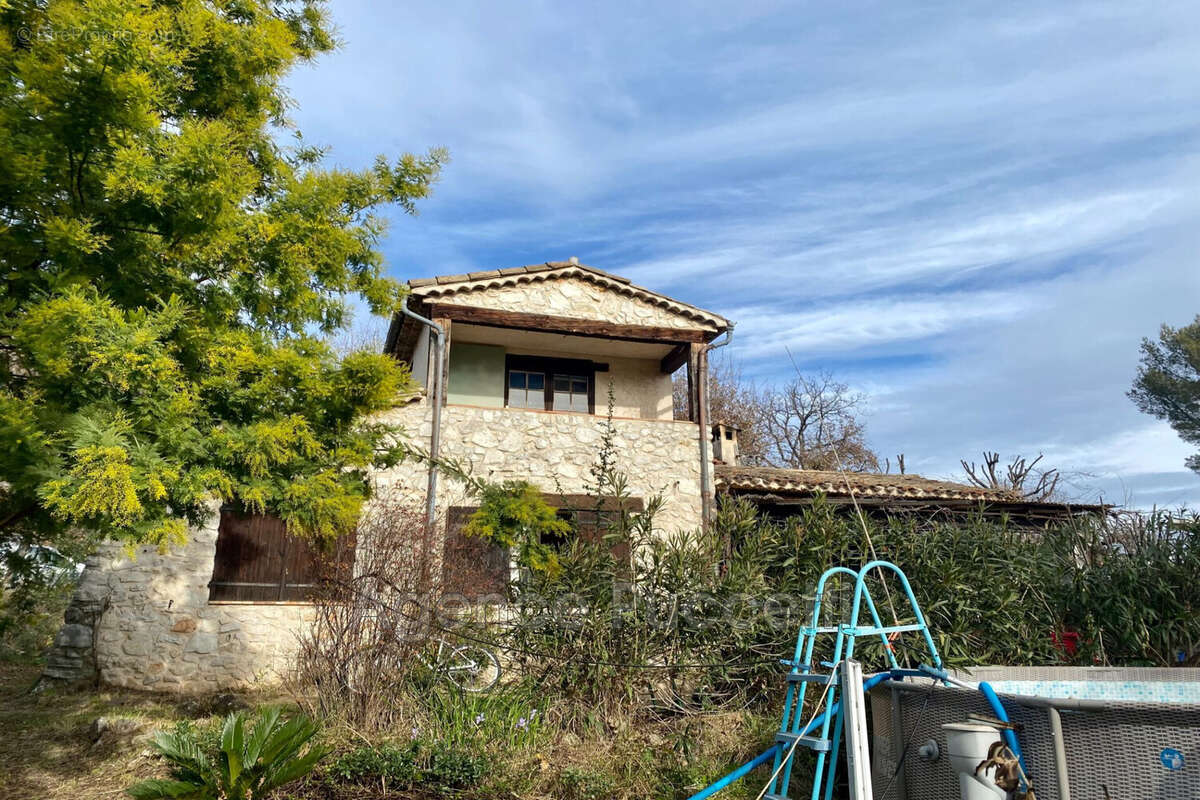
top-left (728, 290), bottom-right (1037, 359)
top-left (285, 0), bottom-right (1200, 509)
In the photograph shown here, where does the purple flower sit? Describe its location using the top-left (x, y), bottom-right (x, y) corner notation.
top-left (474, 713), bottom-right (485, 725)
top-left (411, 726), bottom-right (420, 739)
top-left (516, 717), bottom-right (528, 730)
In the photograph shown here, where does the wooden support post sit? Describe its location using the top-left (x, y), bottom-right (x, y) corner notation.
top-left (686, 348), bottom-right (698, 422)
top-left (434, 317), bottom-right (451, 406)
top-left (692, 342), bottom-right (713, 533)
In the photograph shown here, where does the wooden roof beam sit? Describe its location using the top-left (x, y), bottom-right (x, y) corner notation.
top-left (660, 343), bottom-right (690, 373)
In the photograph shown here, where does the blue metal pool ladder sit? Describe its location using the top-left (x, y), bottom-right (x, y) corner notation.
top-left (688, 561), bottom-right (945, 800)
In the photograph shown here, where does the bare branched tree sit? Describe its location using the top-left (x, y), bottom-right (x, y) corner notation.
top-left (291, 492), bottom-right (437, 730)
top-left (673, 356), bottom-right (774, 465)
top-left (326, 315), bottom-right (389, 356)
top-left (761, 372), bottom-right (879, 471)
top-left (960, 451), bottom-right (1062, 501)
top-left (675, 360), bottom-right (879, 471)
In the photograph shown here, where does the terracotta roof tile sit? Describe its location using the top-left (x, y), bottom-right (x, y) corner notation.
top-left (715, 465), bottom-right (1017, 502)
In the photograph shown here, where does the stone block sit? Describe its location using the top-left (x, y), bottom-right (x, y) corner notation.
top-left (185, 632), bottom-right (218, 654)
top-left (55, 623), bottom-right (92, 649)
top-left (123, 637), bottom-right (157, 656)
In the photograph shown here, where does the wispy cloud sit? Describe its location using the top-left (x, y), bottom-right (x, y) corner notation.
top-left (728, 290), bottom-right (1038, 360)
top-left (288, 0), bottom-right (1200, 508)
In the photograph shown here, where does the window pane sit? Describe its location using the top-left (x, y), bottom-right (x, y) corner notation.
top-left (572, 379), bottom-right (588, 394)
top-left (553, 376), bottom-right (569, 392)
top-left (509, 372), bottom-right (526, 390)
top-left (570, 392), bottom-right (589, 412)
top-left (552, 390), bottom-right (570, 411)
top-left (527, 373), bottom-right (544, 390)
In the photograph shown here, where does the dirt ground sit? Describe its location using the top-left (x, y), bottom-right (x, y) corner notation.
top-left (0, 662), bottom-right (278, 800)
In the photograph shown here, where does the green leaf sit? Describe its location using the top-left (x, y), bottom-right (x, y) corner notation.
top-left (125, 778), bottom-right (205, 799)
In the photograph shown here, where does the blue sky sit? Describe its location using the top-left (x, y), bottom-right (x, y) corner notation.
top-left (287, 0), bottom-right (1200, 508)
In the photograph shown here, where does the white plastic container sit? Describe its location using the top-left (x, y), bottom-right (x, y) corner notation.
top-left (941, 722), bottom-right (1008, 800)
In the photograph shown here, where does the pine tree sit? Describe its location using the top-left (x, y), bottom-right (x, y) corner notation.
top-left (1130, 315), bottom-right (1200, 475)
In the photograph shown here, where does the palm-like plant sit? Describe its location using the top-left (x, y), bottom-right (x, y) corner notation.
top-left (127, 707), bottom-right (326, 799)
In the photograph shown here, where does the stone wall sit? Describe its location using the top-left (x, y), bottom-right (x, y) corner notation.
top-left (46, 504), bottom-right (313, 692)
top-left (375, 401), bottom-right (705, 534)
top-left (48, 401), bottom-right (706, 692)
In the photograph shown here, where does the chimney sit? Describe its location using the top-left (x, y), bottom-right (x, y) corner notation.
top-left (711, 422), bottom-right (739, 466)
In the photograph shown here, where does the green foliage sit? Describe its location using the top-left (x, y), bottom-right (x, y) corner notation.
top-left (0, 570), bottom-right (75, 662)
top-left (414, 682), bottom-right (546, 749)
top-left (1, 0), bottom-right (443, 556)
top-left (560, 766), bottom-right (617, 800)
top-left (1130, 315), bottom-right (1200, 474)
top-left (427, 740), bottom-right (491, 791)
top-left (464, 480), bottom-right (570, 579)
top-left (327, 741), bottom-right (421, 788)
top-left (503, 486), bottom-right (1200, 715)
top-left (127, 707), bottom-right (325, 800)
top-left (1053, 512), bottom-right (1200, 665)
top-left (325, 739), bottom-right (489, 794)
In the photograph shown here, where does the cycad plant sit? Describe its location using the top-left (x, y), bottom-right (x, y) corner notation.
top-left (127, 708), bottom-right (326, 799)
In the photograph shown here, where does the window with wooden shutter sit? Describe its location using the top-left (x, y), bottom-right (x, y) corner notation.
top-left (208, 509), bottom-right (355, 602)
top-left (552, 495), bottom-right (643, 566)
top-left (441, 507), bottom-right (510, 600)
top-left (438, 497), bottom-right (643, 600)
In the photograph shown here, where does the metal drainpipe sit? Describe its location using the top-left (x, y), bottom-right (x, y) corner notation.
top-left (400, 301), bottom-right (445, 529)
top-left (700, 324), bottom-right (735, 528)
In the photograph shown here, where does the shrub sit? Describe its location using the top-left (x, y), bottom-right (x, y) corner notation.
top-left (291, 494), bottom-right (438, 732)
top-left (561, 766), bottom-right (617, 800)
top-left (324, 739), bottom-right (490, 795)
top-left (427, 740), bottom-right (491, 791)
top-left (126, 707), bottom-right (325, 800)
top-left (326, 742), bottom-right (421, 788)
top-left (498, 483), bottom-right (1200, 717)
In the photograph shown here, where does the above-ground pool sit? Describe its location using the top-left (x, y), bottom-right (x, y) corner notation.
top-left (869, 666), bottom-right (1200, 800)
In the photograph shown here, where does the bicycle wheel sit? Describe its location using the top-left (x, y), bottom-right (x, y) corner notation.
top-left (443, 644), bottom-right (501, 692)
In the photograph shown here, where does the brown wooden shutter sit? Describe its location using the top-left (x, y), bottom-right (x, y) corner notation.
top-left (209, 509), bottom-right (355, 602)
top-left (441, 507), bottom-right (509, 600)
top-left (554, 495), bottom-right (643, 565)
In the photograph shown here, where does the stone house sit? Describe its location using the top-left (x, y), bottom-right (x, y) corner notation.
top-left (44, 259), bottom-right (1096, 692)
top-left (45, 260), bottom-right (733, 691)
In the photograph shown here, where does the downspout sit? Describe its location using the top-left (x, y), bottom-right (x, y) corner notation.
top-left (399, 301), bottom-right (445, 529)
top-left (699, 323), bottom-right (734, 529)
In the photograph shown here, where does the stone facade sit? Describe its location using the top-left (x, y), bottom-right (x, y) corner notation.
top-left (418, 272), bottom-right (721, 332)
top-left (375, 400), bottom-right (705, 535)
top-left (47, 505), bottom-right (313, 692)
top-left (45, 266), bottom-right (720, 693)
top-left (47, 401), bottom-right (705, 692)
top-left (601, 356), bottom-right (675, 421)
